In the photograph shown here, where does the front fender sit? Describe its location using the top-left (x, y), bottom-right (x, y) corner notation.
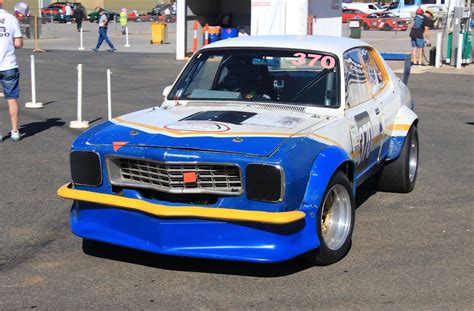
top-left (301, 146), bottom-right (354, 209)
top-left (387, 105), bottom-right (418, 160)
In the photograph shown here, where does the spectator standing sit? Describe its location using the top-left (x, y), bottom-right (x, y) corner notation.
top-left (409, 8), bottom-right (434, 65)
top-left (92, 9), bottom-right (116, 52)
top-left (119, 8), bottom-right (128, 35)
top-left (73, 5), bottom-right (85, 32)
top-left (65, 5), bottom-right (72, 23)
top-left (0, 4), bottom-right (23, 141)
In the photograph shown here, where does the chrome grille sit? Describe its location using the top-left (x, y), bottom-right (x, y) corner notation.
top-left (107, 157), bottom-right (242, 195)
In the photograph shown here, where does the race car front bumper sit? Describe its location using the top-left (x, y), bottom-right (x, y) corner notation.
top-left (58, 183), bottom-right (318, 262)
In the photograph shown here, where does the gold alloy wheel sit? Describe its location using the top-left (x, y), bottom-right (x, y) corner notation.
top-left (320, 184), bottom-right (352, 251)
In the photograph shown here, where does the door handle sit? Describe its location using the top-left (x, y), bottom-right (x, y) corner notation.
top-left (375, 108), bottom-right (380, 115)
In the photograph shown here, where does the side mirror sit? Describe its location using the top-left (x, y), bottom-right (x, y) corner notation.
top-left (162, 85), bottom-right (172, 98)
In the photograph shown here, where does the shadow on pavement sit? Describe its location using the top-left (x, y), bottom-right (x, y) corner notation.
top-left (355, 176), bottom-right (378, 209)
top-left (20, 118), bottom-right (66, 139)
top-left (82, 239), bottom-right (315, 277)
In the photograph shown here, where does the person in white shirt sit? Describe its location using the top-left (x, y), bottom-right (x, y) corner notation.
top-left (0, 4), bottom-right (23, 141)
top-left (92, 9), bottom-right (116, 52)
top-left (65, 5), bottom-right (72, 22)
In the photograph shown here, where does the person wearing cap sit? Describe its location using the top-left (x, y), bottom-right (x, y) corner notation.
top-left (0, 2), bottom-right (23, 141)
top-left (92, 9), bottom-right (116, 52)
top-left (119, 8), bottom-right (128, 35)
top-left (409, 8), bottom-right (434, 65)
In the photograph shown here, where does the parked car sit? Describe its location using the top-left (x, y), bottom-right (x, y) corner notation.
top-left (126, 10), bottom-right (140, 22)
top-left (362, 12), bottom-right (410, 31)
top-left (342, 2), bottom-right (385, 14)
top-left (88, 7), bottom-right (117, 23)
top-left (342, 9), bottom-right (368, 23)
top-left (14, 11), bottom-right (28, 23)
top-left (148, 3), bottom-right (175, 16)
top-left (58, 35), bottom-right (419, 265)
top-left (41, 2), bottom-right (82, 23)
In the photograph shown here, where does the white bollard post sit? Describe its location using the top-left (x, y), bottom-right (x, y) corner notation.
top-left (25, 55), bottom-right (44, 109)
top-left (78, 28), bottom-right (85, 50)
top-left (70, 64), bottom-right (89, 129)
top-left (456, 34), bottom-right (463, 69)
top-left (435, 32), bottom-right (442, 68)
top-left (107, 69), bottom-right (112, 120)
top-left (124, 27), bottom-right (131, 47)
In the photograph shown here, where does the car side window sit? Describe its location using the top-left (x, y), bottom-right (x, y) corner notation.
top-left (360, 48), bottom-right (387, 97)
top-left (343, 48), bottom-right (372, 108)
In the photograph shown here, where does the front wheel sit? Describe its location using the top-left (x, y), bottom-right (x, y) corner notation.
top-left (307, 171), bottom-right (355, 266)
top-left (378, 125), bottom-right (419, 193)
top-left (363, 23), bottom-right (370, 30)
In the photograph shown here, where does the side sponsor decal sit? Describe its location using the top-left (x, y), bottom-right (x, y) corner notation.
top-left (164, 122), bottom-right (230, 132)
top-left (354, 111), bottom-right (373, 172)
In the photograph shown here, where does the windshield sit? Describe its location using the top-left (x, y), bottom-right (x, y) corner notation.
top-left (168, 48), bottom-right (340, 107)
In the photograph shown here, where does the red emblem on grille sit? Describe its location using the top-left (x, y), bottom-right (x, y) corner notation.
top-left (183, 172), bottom-right (198, 183)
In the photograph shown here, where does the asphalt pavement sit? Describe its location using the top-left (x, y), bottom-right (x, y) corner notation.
top-left (0, 39), bottom-right (473, 309)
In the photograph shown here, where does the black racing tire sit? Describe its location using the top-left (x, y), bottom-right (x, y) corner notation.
top-left (378, 125), bottom-right (419, 193)
top-left (306, 171), bottom-right (355, 266)
top-left (363, 23), bottom-right (370, 30)
top-left (383, 24), bottom-right (392, 31)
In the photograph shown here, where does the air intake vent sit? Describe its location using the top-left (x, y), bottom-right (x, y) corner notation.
top-left (188, 102), bottom-right (306, 113)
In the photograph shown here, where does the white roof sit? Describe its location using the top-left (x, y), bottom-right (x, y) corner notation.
top-left (201, 35), bottom-right (371, 56)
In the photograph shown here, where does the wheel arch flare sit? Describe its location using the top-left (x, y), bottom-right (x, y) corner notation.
top-left (387, 105), bottom-right (418, 161)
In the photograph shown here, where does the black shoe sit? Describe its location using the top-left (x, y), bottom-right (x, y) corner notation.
top-left (92, 48), bottom-right (99, 52)
top-left (108, 48), bottom-right (117, 52)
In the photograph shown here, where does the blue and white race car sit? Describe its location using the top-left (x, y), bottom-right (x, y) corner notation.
top-left (58, 35), bottom-right (419, 265)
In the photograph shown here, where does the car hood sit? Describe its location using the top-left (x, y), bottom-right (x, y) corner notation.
top-left (85, 106), bottom-right (327, 157)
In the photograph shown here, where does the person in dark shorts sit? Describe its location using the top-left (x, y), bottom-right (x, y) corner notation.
top-left (0, 3), bottom-right (24, 141)
top-left (410, 8), bottom-right (434, 65)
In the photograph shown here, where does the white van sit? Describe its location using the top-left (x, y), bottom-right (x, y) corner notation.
top-left (341, 3), bottom-right (385, 14)
top-left (388, 0), bottom-right (449, 17)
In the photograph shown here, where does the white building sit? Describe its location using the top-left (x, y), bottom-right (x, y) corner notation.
top-left (176, 0), bottom-right (342, 60)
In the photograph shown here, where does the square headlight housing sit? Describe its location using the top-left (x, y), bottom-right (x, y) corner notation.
top-left (246, 164), bottom-right (284, 202)
top-left (70, 151), bottom-right (102, 186)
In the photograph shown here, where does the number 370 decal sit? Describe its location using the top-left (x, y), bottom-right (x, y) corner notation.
top-left (291, 53), bottom-right (336, 69)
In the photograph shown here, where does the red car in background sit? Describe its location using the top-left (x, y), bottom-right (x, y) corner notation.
top-left (342, 9), bottom-right (367, 23)
top-left (41, 4), bottom-right (63, 16)
top-left (361, 12), bottom-right (410, 31)
top-left (14, 11), bottom-right (28, 22)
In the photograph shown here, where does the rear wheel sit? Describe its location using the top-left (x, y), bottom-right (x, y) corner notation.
top-left (307, 171), bottom-right (355, 266)
top-left (378, 125), bottom-right (419, 193)
top-left (363, 23), bottom-right (370, 30)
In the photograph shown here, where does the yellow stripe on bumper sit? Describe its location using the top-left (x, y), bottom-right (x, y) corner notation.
top-left (57, 183), bottom-right (306, 225)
